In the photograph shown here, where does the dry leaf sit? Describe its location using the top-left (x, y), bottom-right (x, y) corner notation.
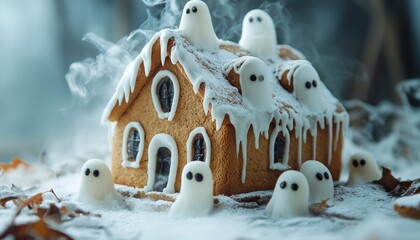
top-left (0, 219), bottom-right (73, 240)
top-left (15, 189), bottom-right (61, 210)
top-left (373, 167), bottom-right (420, 197)
top-left (0, 158), bottom-right (30, 172)
top-left (0, 196), bottom-right (19, 207)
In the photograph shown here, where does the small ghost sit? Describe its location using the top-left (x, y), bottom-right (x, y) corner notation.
top-left (76, 159), bottom-right (119, 204)
top-left (239, 57), bottom-right (276, 112)
top-left (300, 160), bottom-right (334, 204)
top-left (347, 151), bottom-right (382, 186)
top-left (169, 161), bottom-right (213, 218)
top-left (179, 0), bottom-right (219, 52)
top-left (293, 64), bottom-right (327, 113)
top-left (239, 9), bottom-right (277, 59)
top-left (266, 170), bottom-right (309, 218)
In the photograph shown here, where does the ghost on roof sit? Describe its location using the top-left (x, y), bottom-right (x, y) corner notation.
top-left (266, 170), bottom-right (309, 218)
top-left (238, 57), bottom-right (276, 112)
top-left (278, 60), bottom-right (327, 113)
top-left (169, 161), bottom-right (214, 218)
top-left (347, 151), bottom-right (382, 186)
top-left (179, 0), bottom-right (219, 52)
top-left (239, 9), bottom-right (277, 59)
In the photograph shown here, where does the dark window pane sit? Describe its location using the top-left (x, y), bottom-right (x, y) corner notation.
top-left (127, 128), bottom-right (140, 161)
top-left (153, 147), bottom-right (171, 192)
top-left (274, 134), bottom-right (285, 163)
top-left (192, 134), bottom-right (205, 162)
top-left (157, 76), bottom-right (174, 113)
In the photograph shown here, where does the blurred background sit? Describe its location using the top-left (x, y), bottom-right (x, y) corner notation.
top-left (0, 0), bottom-right (419, 173)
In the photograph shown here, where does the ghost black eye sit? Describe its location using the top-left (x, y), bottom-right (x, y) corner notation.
top-left (186, 171), bottom-right (193, 180)
top-left (353, 159), bottom-right (358, 167)
top-left (305, 81), bottom-right (311, 89)
top-left (259, 75), bottom-right (264, 82)
top-left (360, 159), bottom-right (366, 166)
top-left (93, 170), bottom-right (99, 177)
top-left (85, 168), bottom-right (90, 176)
top-left (250, 74), bottom-right (257, 81)
top-left (195, 173), bottom-right (203, 182)
top-left (280, 181), bottom-right (287, 189)
top-left (324, 172), bottom-right (330, 180)
top-left (249, 17), bottom-right (253, 23)
top-left (291, 183), bottom-right (299, 191)
top-left (257, 16), bottom-right (262, 22)
top-left (192, 6), bottom-right (197, 13)
top-left (186, 8), bottom-right (190, 14)
top-left (316, 173), bottom-right (323, 181)
top-left (312, 80), bottom-right (317, 88)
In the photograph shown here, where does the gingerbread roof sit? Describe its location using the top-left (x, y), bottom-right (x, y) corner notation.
top-left (102, 28), bottom-right (349, 182)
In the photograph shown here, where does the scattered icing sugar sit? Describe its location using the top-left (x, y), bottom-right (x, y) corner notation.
top-left (102, 29), bottom-right (349, 183)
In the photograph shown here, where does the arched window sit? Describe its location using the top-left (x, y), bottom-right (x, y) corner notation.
top-left (151, 70), bottom-right (180, 121)
top-left (269, 126), bottom-right (290, 170)
top-left (144, 134), bottom-right (178, 194)
top-left (122, 122), bottom-right (145, 168)
top-left (186, 127), bottom-right (211, 165)
top-left (157, 77), bottom-right (174, 113)
top-left (192, 134), bottom-right (205, 162)
top-left (274, 134), bottom-right (285, 163)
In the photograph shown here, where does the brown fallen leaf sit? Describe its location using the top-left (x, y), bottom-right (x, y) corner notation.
top-left (0, 218), bottom-right (73, 240)
top-left (15, 189), bottom-right (61, 210)
top-left (373, 167), bottom-right (420, 197)
top-left (0, 196), bottom-right (19, 207)
top-left (0, 158), bottom-right (30, 172)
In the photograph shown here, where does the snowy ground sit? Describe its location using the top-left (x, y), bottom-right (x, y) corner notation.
top-left (1, 161), bottom-right (420, 240)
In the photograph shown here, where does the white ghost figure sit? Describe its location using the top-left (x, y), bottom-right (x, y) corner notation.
top-left (293, 64), bottom-right (327, 112)
top-left (347, 151), bottom-right (382, 186)
top-left (76, 159), bottom-right (119, 203)
top-left (239, 9), bottom-right (277, 59)
top-left (266, 170), bottom-right (309, 218)
top-left (169, 161), bottom-right (214, 218)
top-left (239, 57), bottom-right (276, 112)
top-left (179, 0), bottom-right (219, 52)
top-left (300, 160), bottom-right (334, 204)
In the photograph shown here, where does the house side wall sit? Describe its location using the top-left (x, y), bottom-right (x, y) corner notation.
top-left (221, 122), bottom-right (343, 195)
top-left (111, 61), bottom-right (231, 194)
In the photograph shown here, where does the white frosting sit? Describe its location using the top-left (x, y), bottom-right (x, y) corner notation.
top-left (395, 194), bottom-right (420, 209)
top-left (186, 127), bottom-right (211, 165)
top-left (144, 134), bottom-right (178, 193)
top-left (76, 159), bottom-right (119, 204)
top-left (179, 0), bottom-right (219, 52)
top-left (239, 9), bottom-right (277, 59)
top-left (151, 70), bottom-right (180, 121)
top-left (266, 170), bottom-right (309, 218)
top-left (121, 121), bottom-right (145, 168)
top-left (238, 57), bottom-right (276, 112)
top-left (102, 29), bottom-right (349, 183)
top-left (347, 151), bottom-right (382, 186)
top-left (169, 161), bottom-right (213, 218)
top-left (300, 160), bottom-right (334, 204)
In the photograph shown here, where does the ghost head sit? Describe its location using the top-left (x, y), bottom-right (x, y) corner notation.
top-left (293, 64), bottom-right (327, 113)
top-left (300, 160), bottom-right (334, 204)
top-left (347, 151), bottom-right (382, 186)
top-left (266, 170), bottom-right (309, 218)
top-left (239, 57), bottom-right (276, 112)
top-left (179, 0), bottom-right (219, 52)
top-left (76, 159), bottom-right (118, 203)
top-left (239, 9), bottom-right (277, 59)
top-left (169, 161), bottom-right (213, 218)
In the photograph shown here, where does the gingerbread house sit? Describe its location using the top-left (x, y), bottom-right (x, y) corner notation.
top-left (101, 28), bottom-right (348, 195)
